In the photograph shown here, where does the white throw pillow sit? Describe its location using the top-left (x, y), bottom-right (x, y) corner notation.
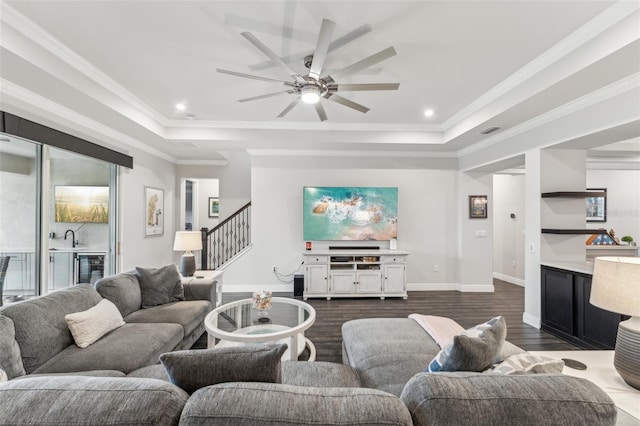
top-left (0, 368), bottom-right (7, 383)
top-left (65, 299), bottom-right (125, 348)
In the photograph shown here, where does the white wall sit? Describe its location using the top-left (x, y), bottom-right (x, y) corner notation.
top-left (493, 174), bottom-right (526, 285)
top-left (457, 172), bottom-right (494, 291)
top-left (587, 169), bottom-right (640, 242)
top-left (222, 158), bottom-right (461, 290)
top-left (119, 146), bottom-right (177, 271)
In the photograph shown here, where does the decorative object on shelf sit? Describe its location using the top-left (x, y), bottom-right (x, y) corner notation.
top-left (252, 290), bottom-right (273, 319)
top-left (469, 195), bottom-right (488, 219)
top-left (590, 256), bottom-right (640, 390)
top-left (208, 197), bottom-right (219, 218)
top-left (586, 229), bottom-right (619, 245)
top-left (621, 236), bottom-right (635, 246)
top-left (586, 188), bottom-right (607, 223)
top-left (144, 186), bottom-right (164, 237)
top-left (390, 237), bottom-right (397, 250)
top-left (173, 231), bottom-right (203, 277)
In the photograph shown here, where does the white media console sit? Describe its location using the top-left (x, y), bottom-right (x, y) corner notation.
top-left (302, 249), bottom-right (409, 300)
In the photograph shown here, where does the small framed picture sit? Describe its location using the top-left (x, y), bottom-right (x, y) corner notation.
top-left (208, 197), bottom-right (219, 218)
top-left (145, 186), bottom-right (164, 237)
top-left (586, 188), bottom-right (606, 223)
top-left (469, 195), bottom-right (488, 219)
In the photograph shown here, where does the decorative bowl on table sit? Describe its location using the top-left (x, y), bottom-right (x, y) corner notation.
top-left (252, 290), bottom-right (272, 318)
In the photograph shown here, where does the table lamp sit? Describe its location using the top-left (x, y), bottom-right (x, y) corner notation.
top-left (590, 256), bottom-right (640, 390)
top-left (173, 231), bottom-right (202, 277)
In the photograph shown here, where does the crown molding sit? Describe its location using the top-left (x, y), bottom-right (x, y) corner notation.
top-left (458, 73), bottom-right (640, 158)
top-left (443, 1), bottom-right (640, 134)
top-left (0, 79), bottom-right (176, 164)
top-left (175, 159), bottom-right (229, 166)
top-left (164, 119), bottom-right (442, 133)
top-left (0, 2), bottom-right (168, 132)
top-left (245, 149), bottom-right (457, 158)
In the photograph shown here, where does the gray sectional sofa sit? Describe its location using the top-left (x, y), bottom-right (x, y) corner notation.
top-left (0, 282), bottom-right (618, 425)
top-left (342, 318), bottom-right (618, 425)
top-left (0, 268), bottom-right (215, 377)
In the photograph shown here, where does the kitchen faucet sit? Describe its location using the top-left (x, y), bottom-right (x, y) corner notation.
top-left (64, 229), bottom-right (77, 248)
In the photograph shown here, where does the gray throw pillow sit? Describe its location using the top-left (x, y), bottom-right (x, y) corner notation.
top-left (160, 344), bottom-right (287, 394)
top-left (427, 316), bottom-right (506, 372)
top-left (136, 264), bottom-right (185, 308)
top-left (0, 315), bottom-right (27, 379)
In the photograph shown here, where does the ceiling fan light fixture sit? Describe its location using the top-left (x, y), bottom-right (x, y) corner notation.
top-left (301, 86), bottom-right (321, 104)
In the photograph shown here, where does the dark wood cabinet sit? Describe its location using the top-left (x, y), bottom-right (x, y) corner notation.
top-left (541, 266), bottom-right (623, 349)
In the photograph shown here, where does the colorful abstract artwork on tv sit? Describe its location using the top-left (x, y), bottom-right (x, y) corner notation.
top-left (54, 186), bottom-right (109, 223)
top-left (303, 187), bottom-right (398, 241)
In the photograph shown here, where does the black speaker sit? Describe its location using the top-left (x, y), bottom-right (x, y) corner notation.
top-left (294, 274), bottom-right (304, 298)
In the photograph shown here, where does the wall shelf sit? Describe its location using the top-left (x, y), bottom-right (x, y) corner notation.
top-left (541, 191), bottom-right (606, 198)
top-left (542, 229), bottom-right (607, 235)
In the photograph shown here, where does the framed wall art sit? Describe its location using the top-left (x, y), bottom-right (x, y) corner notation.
top-left (586, 188), bottom-right (606, 223)
top-left (469, 195), bottom-right (488, 219)
top-left (208, 197), bottom-right (219, 218)
top-left (145, 186), bottom-right (164, 237)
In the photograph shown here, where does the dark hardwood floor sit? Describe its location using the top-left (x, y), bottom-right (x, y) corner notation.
top-left (213, 279), bottom-right (577, 363)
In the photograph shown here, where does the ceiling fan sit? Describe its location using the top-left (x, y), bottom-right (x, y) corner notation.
top-left (217, 19), bottom-right (399, 121)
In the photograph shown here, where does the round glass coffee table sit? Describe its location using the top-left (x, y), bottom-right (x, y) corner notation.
top-left (204, 297), bottom-right (316, 361)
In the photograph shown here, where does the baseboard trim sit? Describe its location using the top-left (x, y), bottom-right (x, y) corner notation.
top-left (523, 312), bottom-right (541, 329)
top-left (225, 281), bottom-right (496, 293)
top-left (408, 283), bottom-right (494, 292)
top-left (459, 284), bottom-right (495, 292)
top-left (407, 283), bottom-right (458, 291)
top-left (493, 272), bottom-right (525, 287)
top-left (223, 284), bottom-right (293, 293)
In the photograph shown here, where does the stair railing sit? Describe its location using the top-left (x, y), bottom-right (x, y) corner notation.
top-left (200, 201), bottom-right (251, 270)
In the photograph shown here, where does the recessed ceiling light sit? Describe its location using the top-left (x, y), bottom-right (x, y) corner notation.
top-left (424, 109), bottom-right (434, 117)
top-left (175, 103), bottom-right (186, 111)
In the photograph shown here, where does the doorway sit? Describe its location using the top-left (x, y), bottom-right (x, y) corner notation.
top-left (180, 178), bottom-right (220, 232)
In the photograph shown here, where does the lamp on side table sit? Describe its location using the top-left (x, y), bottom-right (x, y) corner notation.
top-left (590, 256), bottom-right (640, 390)
top-left (174, 231), bottom-right (202, 277)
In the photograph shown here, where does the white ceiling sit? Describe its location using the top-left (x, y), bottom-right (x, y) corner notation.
top-left (1, 0), bottom-right (639, 167)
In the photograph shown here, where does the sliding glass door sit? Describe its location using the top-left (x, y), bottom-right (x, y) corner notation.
top-left (0, 133), bottom-right (117, 303)
top-left (48, 147), bottom-right (116, 291)
top-left (0, 135), bottom-right (40, 303)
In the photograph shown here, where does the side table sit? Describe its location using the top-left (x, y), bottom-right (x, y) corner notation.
top-left (530, 350), bottom-right (639, 424)
top-left (181, 270), bottom-right (223, 307)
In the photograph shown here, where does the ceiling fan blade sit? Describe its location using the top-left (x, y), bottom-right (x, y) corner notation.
top-left (328, 24), bottom-right (372, 53)
top-left (328, 47), bottom-right (397, 80)
top-left (217, 69), bottom-right (294, 85)
top-left (314, 102), bottom-right (328, 121)
top-left (332, 83), bottom-right (400, 91)
top-left (241, 32), bottom-right (305, 83)
top-left (277, 98), bottom-right (301, 118)
top-left (249, 24), bottom-right (372, 72)
top-left (308, 19), bottom-right (336, 80)
top-left (328, 94), bottom-right (370, 114)
top-left (238, 90), bottom-right (295, 103)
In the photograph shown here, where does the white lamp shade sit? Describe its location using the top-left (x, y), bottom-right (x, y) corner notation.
top-left (173, 231), bottom-right (202, 251)
top-left (590, 256), bottom-right (640, 317)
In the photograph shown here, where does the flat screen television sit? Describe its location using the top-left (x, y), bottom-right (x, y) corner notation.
top-left (303, 186), bottom-right (398, 241)
top-left (54, 185), bottom-right (109, 223)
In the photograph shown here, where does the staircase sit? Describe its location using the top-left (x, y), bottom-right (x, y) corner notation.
top-left (200, 201), bottom-right (251, 270)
